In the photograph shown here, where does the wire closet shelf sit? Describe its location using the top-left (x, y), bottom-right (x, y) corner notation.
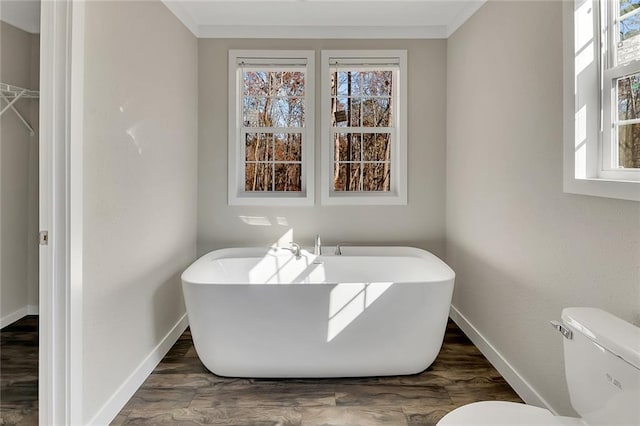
top-left (1, 82), bottom-right (40, 136)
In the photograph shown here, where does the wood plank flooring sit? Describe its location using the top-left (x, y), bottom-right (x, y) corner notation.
top-left (0, 315), bottom-right (38, 426)
top-left (114, 320), bottom-right (523, 425)
top-left (0, 317), bottom-right (523, 425)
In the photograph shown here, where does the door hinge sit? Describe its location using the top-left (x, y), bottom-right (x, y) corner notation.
top-left (39, 230), bottom-right (49, 246)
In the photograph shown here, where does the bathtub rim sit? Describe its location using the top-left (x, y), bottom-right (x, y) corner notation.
top-left (182, 245), bottom-right (455, 285)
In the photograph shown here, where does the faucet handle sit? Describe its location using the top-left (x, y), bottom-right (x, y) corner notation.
top-left (335, 243), bottom-right (342, 255)
top-left (288, 242), bottom-right (301, 258)
top-left (314, 234), bottom-right (322, 255)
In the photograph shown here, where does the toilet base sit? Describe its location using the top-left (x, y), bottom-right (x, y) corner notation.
top-left (437, 401), bottom-right (586, 426)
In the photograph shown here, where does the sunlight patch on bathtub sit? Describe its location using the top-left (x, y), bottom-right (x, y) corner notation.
top-left (249, 253), bottom-right (292, 283)
top-left (249, 228), bottom-right (293, 283)
top-left (248, 228), bottom-right (328, 283)
top-left (327, 282), bottom-right (393, 342)
top-left (248, 252), bottom-right (325, 284)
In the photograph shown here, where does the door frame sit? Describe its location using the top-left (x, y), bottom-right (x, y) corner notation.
top-left (39, 1), bottom-right (84, 424)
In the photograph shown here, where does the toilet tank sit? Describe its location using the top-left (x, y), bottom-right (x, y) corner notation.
top-left (561, 307), bottom-right (640, 426)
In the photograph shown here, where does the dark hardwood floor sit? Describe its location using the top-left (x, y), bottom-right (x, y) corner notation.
top-left (113, 320), bottom-right (522, 425)
top-left (0, 315), bottom-right (38, 426)
top-left (0, 317), bottom-right (523, 425)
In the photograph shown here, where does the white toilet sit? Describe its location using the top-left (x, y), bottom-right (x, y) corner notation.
top-left (438, 307), bottom-right (640, 426)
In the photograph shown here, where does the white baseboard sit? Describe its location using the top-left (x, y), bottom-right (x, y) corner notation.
top-left (1, 304), bottom-right (38, 329)
top-left (449, 305), bottom-right (558, 414)
top-left (88, 313), bottom-right (189, 425)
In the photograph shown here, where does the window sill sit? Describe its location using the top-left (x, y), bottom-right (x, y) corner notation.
top-left (321, 191), bottom-right (407, 206)
top-left (229, 192), bottom-right (315, 206)
top-left (563, 175), bottom-right (640, 202)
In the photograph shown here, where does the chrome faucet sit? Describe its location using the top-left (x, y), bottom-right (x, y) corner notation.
top-left (335, 243), bottom-right (343, 255)
top-left (314, 235), bottom-right (322, 256)
top-left (287, 242), bottom-right (301, 258)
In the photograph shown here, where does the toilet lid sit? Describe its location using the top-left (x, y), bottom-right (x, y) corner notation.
top-left (437, 401), bottom-right (585, 426)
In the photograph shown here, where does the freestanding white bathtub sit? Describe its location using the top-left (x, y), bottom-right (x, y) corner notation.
top-left (181, 246), bottom-right (455, 378)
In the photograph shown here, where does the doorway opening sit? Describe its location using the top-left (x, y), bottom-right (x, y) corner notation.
top-left (0, 1), bottom-right (41, 423)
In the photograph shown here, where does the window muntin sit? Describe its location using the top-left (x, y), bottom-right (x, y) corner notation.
top-left (228, 51), bottom-right (315, 206)
top-left (321, 51), bottom-right (407, 205)
top-left (244, 133), bottom-right (302, 191)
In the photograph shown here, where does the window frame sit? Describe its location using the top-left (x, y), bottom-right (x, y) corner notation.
top-left (228, 50), bottom-right (315, 206)
top-left (601, 0), bottom-right (640, 179)
top-left (320, 50), bottom-right (408, 205)
top-left (563, 0), bottom-right (640, 201)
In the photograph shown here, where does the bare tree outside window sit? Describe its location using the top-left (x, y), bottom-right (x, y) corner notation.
top-left (617, 73), bottom-right (640, 168)
top-left (614, 0), bottom-right (640, 168)
top-left (330, 69), bottom-right (393, 191)
top-left (243, 70), bottom-right (305, 191)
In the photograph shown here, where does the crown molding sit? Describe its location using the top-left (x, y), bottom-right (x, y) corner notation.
top-left (162, 0), bottom-right (486, 40)
top-left (162, 1), bottom-right (199, 37)
top-left (446, 0), bottom-right (486, 38)
top-left (198, 24), bottom-right (448, 39)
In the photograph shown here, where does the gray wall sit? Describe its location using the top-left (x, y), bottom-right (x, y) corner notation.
top-left (81, 1), bottom-right (198, 421)
top-left (0, 21), bottom-right (39, 323)
top-left (446, 0), bottom-right (640, 415)
top-left (198, 39), bottom-right (447, 256)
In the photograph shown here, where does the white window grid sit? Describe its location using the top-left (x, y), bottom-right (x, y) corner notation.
top-left (241, 129), bottom-right (304, 192)
top-left (331, 133), bottom-right (393, 192)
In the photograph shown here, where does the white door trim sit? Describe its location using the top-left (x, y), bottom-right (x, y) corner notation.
top-left (39, 1), bottom-right (84, 424)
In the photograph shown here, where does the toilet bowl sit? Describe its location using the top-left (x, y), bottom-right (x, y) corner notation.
top-left (438, 308), bottom-right (640, 426)
top-left (437, 401), bottom-right (584, 425)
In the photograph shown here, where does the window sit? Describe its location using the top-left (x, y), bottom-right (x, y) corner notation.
top-left (602, 0), bottom-right (640, 178)
top-left (563, 0), bottom-right (640, 201)
top-left (228, 50), bottom-right (314, 205)
top-left (321, 50), bottom-right (407, 205)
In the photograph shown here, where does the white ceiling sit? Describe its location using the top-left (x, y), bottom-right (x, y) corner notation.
top-left (0, 1), bottom-right (485, 39)
top-left (0, 0), bottom-right (40, 34)
top-left (162, 0), bottom-right (486, 39)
